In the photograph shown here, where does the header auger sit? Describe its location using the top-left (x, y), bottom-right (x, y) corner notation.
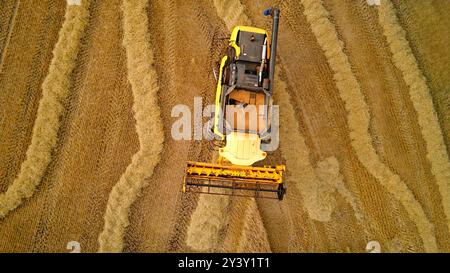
top-left (183, 8), bottom-right (286, 200)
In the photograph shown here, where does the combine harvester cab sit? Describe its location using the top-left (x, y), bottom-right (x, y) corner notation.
top-left (183, 8), bottom-right (286, 200)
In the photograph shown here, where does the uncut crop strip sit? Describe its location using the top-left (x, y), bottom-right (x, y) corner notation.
top-left (0, 1), bottom-right (90, 218)
top-left (98, 0), bottom-right (164, 252)
top-left (300, 0), bottom-right (437, 252)
top-left (377, 0), bottom-right (450, 232)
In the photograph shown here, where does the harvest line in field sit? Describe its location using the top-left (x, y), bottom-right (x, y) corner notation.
top-left (377, 0), bottom-right (450, 233)
top-left (0, 1), bottom-right (90, 219)
top-left (300, 0), bottom-right (437, 252)
top-left (98, 0), bottom-right (164, 252)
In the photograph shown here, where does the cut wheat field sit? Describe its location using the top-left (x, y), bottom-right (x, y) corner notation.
top-left (0, 0), bottom-right (448, 252)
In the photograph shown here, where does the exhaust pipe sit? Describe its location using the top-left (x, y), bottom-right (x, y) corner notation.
top-left (264, 8), bottom-right (280, 93)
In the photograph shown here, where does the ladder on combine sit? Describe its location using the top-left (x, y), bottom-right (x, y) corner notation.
top-left (183, 161), bottom-right (286, 200)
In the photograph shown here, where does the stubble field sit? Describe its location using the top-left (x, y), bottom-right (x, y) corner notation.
top-left (0, 0), bottom-right (449, 252)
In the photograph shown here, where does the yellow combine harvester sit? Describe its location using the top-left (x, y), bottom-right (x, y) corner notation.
top-left (183, 8), bottom-right (286, 200)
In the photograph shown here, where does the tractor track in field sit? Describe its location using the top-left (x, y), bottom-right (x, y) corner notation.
top-left (302, 0), bottom-right (436, 251)
top-left (0, 0), bottom-right (20, 71)
top-left (389, 0), bottom-right (450, 157)
top-left (220, 198), bottom-right (272, 252)
top-left (299, 0), bottom-right (436, 252)
top-left (183, 0), bottom-right (237, 253)
top-left (182, 0), bottom-right (235, 253)
top-left (0, 0), bottom-right (90, 250)
top-left (324, 0), bottom-right (450, 251)
top-left (241, 0), bottom-right (445, 252)
top-left (123, 0), bottom-right (219, 252)
top-left (0, 0), bottom-right (65, 193)
top-left (122, 0), bottom-right (186, 252)
top-left (377, 0), bottom-right (450, 250)
top-left (98, 0), bottom-right (166, 252)
top-left (0, 0), bottom-right (140, 252)
top-left (166, 0), bottom-right (227, 252)
top-left (31, 0), bottom-right (105, 252)
top-left (37, 0), bottom-right (139, 253)
top-left (0, 0), bottom-right (90, 219)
